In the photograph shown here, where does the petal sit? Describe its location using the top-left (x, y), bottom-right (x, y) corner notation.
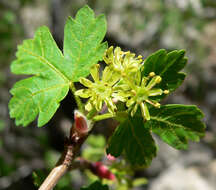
top-left (131, 103), bottom-right (138, 116)
top-left (112, 93), bottom-right (126, 102)
top-left (105, 98), bottom-right (116, 113)
top-left (112, 92), bottom-right (129, 102)
top-left (90, 64), bottom-right (100, 82)
top-left (114, 47), bottom-right (122, 62)
top-left (110, 75), bottom-right (120, 86)
top-left (149, 89), bottom-right (163, 96)
top-left (104, 46), bottom-right (114, 65)
top-left (140, 102), bottom-right (150, 120)
top-left (113, 82), bottom-right (131, 91)
top-left (126, 98), bottom-right (135, 107)
top-left (85, 101), bottom-right (93, 111)
top-left (75, 89), bottom-right (91, 98)
top-left (95, 98), bottom-right (103, 111)
top-left (102, 67), bottom-right (112, 82)
top-left (115, 90), bottom-right (131, 98)
top-left (134, 70), bottom-right (141, 85)
top-left (102, 67), bottom-right (118, 84)
top-left (80, 77), bottom-right (93, 88)
top-left (141, 77), bottom-right (148, 87)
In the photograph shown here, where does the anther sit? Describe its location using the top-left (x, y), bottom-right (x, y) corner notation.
top-left (155, 76), bottom-right (162, 83)
top-left (155, 103), bottom-right (160, 108)
top-left (164, 90), bottom-right (169, 94)
top-left (149, 72), bottom-right (156, 77)
top-left (131, 90), bottom-right (136, 96)
top-left (121, 72), bottom-right (126, 77)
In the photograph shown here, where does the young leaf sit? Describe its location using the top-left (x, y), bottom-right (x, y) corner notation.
top-left (81, 181), bottom-right (109, 190)
top-left (9, 5), bottom-right (107, 127)
top-left (107, 116), bottom-right (157, 166)
top-left (146, 104), bottom-right (206, 149)
top-left (9, 26), bottom-right (69, 127)
top-left (141, 49), bottom-right (187, 95)
top-left (64, 5), bottom-right (107, 81)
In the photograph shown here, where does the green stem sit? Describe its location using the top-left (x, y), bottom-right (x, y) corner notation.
top-left (92, 111), bottom-right (128, 122)
top-left (70, 82), bottom-right (84, 113)
top-left (86, 108), bottom-right (97, 120)
top-left (92, 113), bottom-right (114, 121)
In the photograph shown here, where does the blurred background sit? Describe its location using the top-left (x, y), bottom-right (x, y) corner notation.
top-left (0, 0), bottom-right (216, 189)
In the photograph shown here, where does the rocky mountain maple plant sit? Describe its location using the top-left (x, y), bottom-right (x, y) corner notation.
top-left (9, 5), bottom-right (205, 190)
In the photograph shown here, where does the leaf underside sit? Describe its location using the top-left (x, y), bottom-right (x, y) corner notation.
top-left (9, 5), bottom-right (107, 127)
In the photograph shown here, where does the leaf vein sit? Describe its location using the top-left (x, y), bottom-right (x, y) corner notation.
top-left (21, 47), bottom-right (69, 83)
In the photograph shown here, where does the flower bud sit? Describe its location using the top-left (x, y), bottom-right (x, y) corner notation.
top-left (107, 154), bottom-right (116, 161)
top-left (74, 110), bottom-right (90, 135)
top-left (90, 162), bottom-right (115, 180)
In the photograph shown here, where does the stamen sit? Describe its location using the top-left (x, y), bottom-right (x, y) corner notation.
top-left (131, 90), bottom-right (136, 96)
top-left (164, 90), bottom-right (169, 94)
top-left (145, 99), bottom-right (160, 108)
top-left (149, 72), bottom-right (155, 77)
top-left (155, 102), bottom-right (160, 108)
top-left (155, 76), bottom-right (162, 84)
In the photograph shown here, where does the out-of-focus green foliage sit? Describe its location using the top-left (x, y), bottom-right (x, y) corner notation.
top-left (0, 9), bottom-right (21, 67)
top-left (82, 135), bottom-right (106, 162)
top-left (81, 181), bottom-right (109, 190)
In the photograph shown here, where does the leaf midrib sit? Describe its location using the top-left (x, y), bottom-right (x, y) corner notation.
top-left (13, 83), bottom-right (68, 96)
top-left (128, 119), bottom-right (151, 164)
top-left (21, 47), bottom-right (70, 83)
top-left (151, 116), bottom-right (202, 134)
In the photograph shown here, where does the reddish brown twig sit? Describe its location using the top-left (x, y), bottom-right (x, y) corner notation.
top-left (38, 111), bottom-right (89, 190)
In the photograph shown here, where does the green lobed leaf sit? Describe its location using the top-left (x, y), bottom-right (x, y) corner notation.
top-left (81, 181), bottom-right (109, 190)
top-left (146, 104), bottom-right (206, 149)
top-left (107, 116), bottom-right (157, 166)
top-left (141, 49), bottom-right (187, 97)
top-left (9, 26), bottom-right (69, 127)
top-left (9, 5), bottom-right (107, 127)
top-left (64, 5), bottom-right (107, 81)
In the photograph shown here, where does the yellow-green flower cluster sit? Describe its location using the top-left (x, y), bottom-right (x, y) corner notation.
top-left (75, 46), bottom-right (169, 121)
top-left (103, 46), bottom-right (142, 77)
top-left (75, 64), bottom-right (119, 113)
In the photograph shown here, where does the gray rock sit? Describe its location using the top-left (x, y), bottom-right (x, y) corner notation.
top-left (146, 138), bottom-right (213, 176)
top-left (149, 164), bottom-right (215, 190)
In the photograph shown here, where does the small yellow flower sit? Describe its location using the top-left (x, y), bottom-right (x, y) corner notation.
top-left (103, 46), bottom-right (143, 77)
top-left (75, 64), bottom-right (120, 113)
top-left (125, 73), bottom-right (166, 120)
